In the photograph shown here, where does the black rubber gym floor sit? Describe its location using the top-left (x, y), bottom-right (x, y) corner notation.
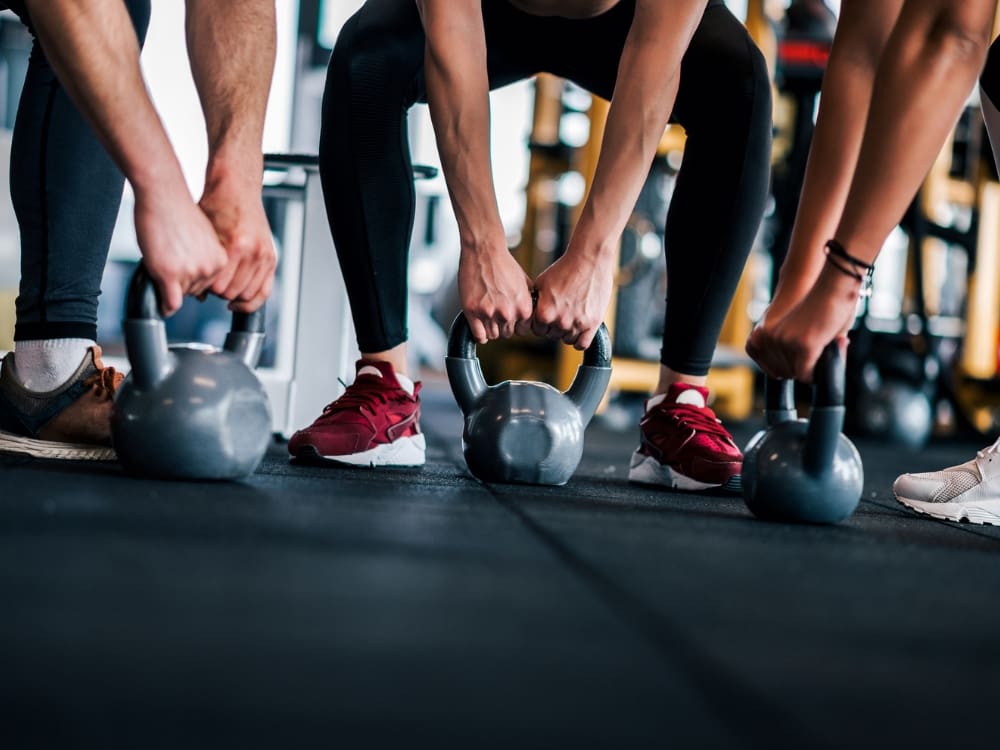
top-left (2, 375), bottom-right (999, 749)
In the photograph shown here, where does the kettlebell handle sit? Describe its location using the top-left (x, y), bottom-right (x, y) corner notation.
top-left (445, 313), bottom-right (612, 425)
top-left (761, 342), bottom-right (845, 478)
top-left (762, 341), bottom-right (845, 413)
top-left (446, 313), bottom-right (611, 368)
top-left (763, 378), bottom-right (796, 426)
top-left (124, 262), bottom-right (267, 385)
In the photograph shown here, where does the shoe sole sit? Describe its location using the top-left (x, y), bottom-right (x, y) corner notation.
top-left (0, 430), bottom-right (116, 462)
top-left (293, 434), bottom-right (426, 468)
top-left (894, 493), bottom-right (1000, 526)
top-left (628, 451), bottom-right (741, 495)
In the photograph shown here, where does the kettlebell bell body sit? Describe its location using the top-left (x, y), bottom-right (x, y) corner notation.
top-left (742, 345), bottom-right (864, 524)
top-left (742, 416), bottom-right (863, 523)
top-left (110, 264), bottom-right (272, 480)
top-left (446, 315), bottom-right (612, 486)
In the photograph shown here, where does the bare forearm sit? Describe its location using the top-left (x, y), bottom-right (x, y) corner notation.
top-left (185, 0), bottom-right (276, 184)
top-left (571, 0), bottom-right (704, 262)
top-left (775, 0), bottom-right (901, 295)
top-left (835, 0), bottom-right (995, 264)
top-left (574, 71), bottom-right (679, 261)
top-left (24, 0), bottom-right (187, 197)
top-left (424, 37), bottom-right (504, 251)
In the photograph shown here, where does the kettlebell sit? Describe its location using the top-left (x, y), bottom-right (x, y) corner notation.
top-left (742, 342), bottom-right (864, 524)
top-left (110, 262), bottom-right (273, 480)
top-left (446, 314), bottom-right (612, 486)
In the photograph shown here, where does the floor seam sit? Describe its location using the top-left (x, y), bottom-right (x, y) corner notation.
top-left (484, 486), bottom-right (829, 750)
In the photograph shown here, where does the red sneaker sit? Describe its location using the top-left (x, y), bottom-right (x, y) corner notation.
top-left (628, 383), bottom-right (742, 493)
top-left (288, 359), bottom-right (425, 467)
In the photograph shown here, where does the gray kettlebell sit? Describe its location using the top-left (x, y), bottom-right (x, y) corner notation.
top-left (742, 342), bottom-right (864, 524)
top-left (110, 262), bottom-right (273, 480)
top-left (446, 314), bottom-right (612, 486)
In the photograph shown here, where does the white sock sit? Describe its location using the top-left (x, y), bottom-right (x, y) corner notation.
top-left (356, 363), bottom-right (415, 396)
top-left (13, 338), bottom-right (95, 392)
top-left (395, 373), bottom-right (415, 396)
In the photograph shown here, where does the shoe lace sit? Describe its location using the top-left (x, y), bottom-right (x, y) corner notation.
top-left (321, 375), bottom-right (393, 416)
top-left (83, 365), bottom-right (124, 396)
top-left (976, 434), bottom-right (1000, 460)
top-left (654, 401), bottom-right (733, 441)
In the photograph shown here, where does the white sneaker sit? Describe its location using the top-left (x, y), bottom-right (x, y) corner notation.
top-left (892, 437), bottom-right (1000, 525)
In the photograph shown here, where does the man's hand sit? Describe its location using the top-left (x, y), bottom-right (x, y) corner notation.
top-left (457, 241), bottom-right (535, 344)
top-left (532, 253), bottom-right (614, 351)
top-left (746, 268), bottom-right (860, 383)
top-left (132, 186), bottom-right (228, 317)
top-left (199, 173), bottom-right (276, 313)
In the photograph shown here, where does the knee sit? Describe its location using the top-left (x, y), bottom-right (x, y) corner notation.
top-left (329, 11), bottom-right (405, 85)
top-left (925, 4), bottom-right (992, 67)
top-left (682, 24), bottom-right (772, 134)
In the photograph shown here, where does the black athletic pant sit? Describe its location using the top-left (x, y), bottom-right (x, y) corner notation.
top-left (5, 0), bottom-right (151, 342)
top-left (980, 37), bottom-right (1000, 168)
top-left (320, 0), bottom-right (771, 375)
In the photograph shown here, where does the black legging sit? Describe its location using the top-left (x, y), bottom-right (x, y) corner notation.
top-left (320, 0), bottom-right (771, 375)
top-left (6, 0), bottom-right (151, 342)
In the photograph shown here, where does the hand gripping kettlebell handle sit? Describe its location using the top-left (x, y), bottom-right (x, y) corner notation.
top-left (124, 262), bottom-right (267, 388)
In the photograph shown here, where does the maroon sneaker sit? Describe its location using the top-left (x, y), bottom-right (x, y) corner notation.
top-left (628, 383), bottom-right (742, 493)
top-left (288, 359), bottom-right (425, 467)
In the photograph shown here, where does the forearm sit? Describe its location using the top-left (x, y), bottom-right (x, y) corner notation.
top-left (185, 0), bottom-right (276, 187)
top-left (835, 0), bottom-right (995, 265)
top-left (775, 0), bottom-right (901, 297)
top-left (24, 0), bottom-right (188, 198)
top-left (571, 1), bottom-right (704, 263)
top-left (574, 74), bottom-right (679, 263)
top-left (424, 39), bottom-right (504, 253)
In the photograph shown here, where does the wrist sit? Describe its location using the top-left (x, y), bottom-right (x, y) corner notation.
top-left (132, 163), bottom-right (191, 205)
top-left (459, 225), bottom-right (508, 256)
top-left (205, 146), bottom-right (264, 193)
top-left (570, 208), bottom-right (622, 262)
top-left (816, 260), bottom-right (864, 300)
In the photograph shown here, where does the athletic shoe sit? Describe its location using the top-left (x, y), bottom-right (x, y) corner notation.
top-left (628, 383), bottom-right (742, 493)
top-left (288, 359), bottom-right (425, 467)
top-left (893, 437), bottom-right (1000, 525)
top-left (0, 346), bottom-right (122, 461)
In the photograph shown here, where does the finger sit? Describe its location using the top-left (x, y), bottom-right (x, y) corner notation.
top-left (574, 329), bottom-right (593, 351)
top-left (546, 323), bottom-right (567, 342)
top-left (229, 294), bottom-right (267, 314)
top-left (468, 317), bottom-right (488, 345)
top-left (514, 318), bottom-right (533, 337)
top-left (207, 257), bottom-right (237, 296)
top-left (249, 256), bottom-right (277, 299)
top-left (161, 282), bottom-right (184, 318)
top-left (499, 319), bottom-right (517, 339)
top-left (221, 263), bottom-right (256, 303)
top-left (486, 319), bottom-right (500, 341)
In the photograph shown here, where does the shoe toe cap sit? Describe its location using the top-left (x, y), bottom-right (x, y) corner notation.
top-left (289, 426), bottom-right (368, 457)
top-left (893, 472), bottom-right (945, 501)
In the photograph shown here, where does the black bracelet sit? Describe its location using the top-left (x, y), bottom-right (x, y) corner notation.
top-left (824, 240), bottom-right (874, 298)
top-left (824, 253), bottom-right (863, 281)
top-left (826, 239), bottom-right (876, 271)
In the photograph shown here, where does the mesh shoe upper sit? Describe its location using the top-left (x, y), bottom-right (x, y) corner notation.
top-left (288, 359), bottom-right (421, 458)
top-left (636, 383), bottom-right (742, 485)
top-left (893, 437), bottom-right (1000, 504)
top-left (0, 346), bottom-right (123, 445)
